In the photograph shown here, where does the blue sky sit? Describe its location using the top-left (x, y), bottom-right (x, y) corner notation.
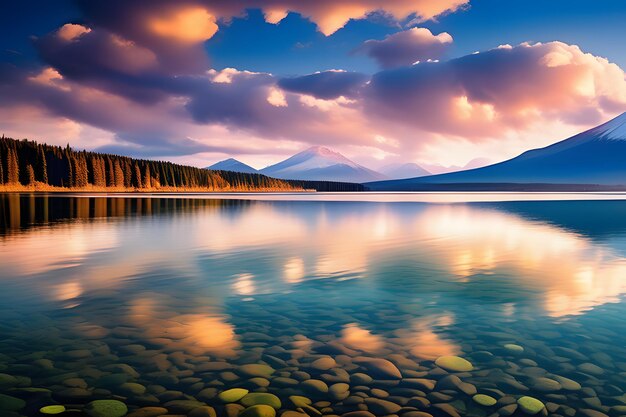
top-left (0, 0), bottom-right (625, 169)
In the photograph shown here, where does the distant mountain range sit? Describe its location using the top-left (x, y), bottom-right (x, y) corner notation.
top-left (367, 112), bottom-right (626, 190)
top-left (208, 146), bottom-right (430, 183)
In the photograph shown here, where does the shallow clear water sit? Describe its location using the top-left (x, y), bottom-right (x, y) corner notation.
top-left (1, 193), bottom-right (626, 417)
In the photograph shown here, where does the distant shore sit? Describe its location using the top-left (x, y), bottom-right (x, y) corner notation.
top-left (0, 184), bottom-right (311, 193)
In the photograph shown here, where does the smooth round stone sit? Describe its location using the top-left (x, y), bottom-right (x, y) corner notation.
top-left (85, 400), bottom-right (128, 417)
top-left (240, 405), bottom-right (276, 417)
top-left (64, 377), bottom-right (88, 388)
top-left (121, 382), bottom-right (147, 395)
top-left (402, 412), bottom-right (433, 417)
top-left (281, 412), bottom-right (308, 417)
top-left (354, 358), bottom-right (402, 379)
top-left (0, 394), bottom-right (26, 411)
top-left (350, 373), bottom-right (373, 385)
top-left (473, 394), bottom-right (497, 406)
top-left (189, 406), bottom-right (218, 417)
top-left (240, 364), bottom-right (275, 378)
top-left (579, 363), bottom-right (604, 376)
top-left (241, 393), bottom-right (282, 409)
top-left (40, 405), bottom-right (67, 415)
top-left (404, 378), bottom-right (435, 391)
top-left (364, 398), bottom-right (402, 414)
top-left (126, 407), bottom-right (169, 417)
top-left (289, 396), bottom-right (312, 407)
top-left (0, 373), bottom-right (18, 387)
top-left (312, 357), bottom-right (336, 371)
top-left (218, 388), bottom-right (249, 403)
top-left (163, 400), bottom-right (206, 413)
top-left (431, 403), bottom-right (461, 417)
top-left (225, 403), bottom-right (245, 417)
top-left (579, 410), bottom-right (609, 417)
top-left (504, 344), bottom-right (524, 354)
top-left (435, 356), bottom-right (474, 372)
top-left (249, 378), bottom-right (270, 388)
top-left (341, 412), bottom-right (376, 417)
top-left (273, 377), bottom-right (298, 387)
top-left (330, 383), bottom-right (349, 394)
top-left (301, 379), bottom-right (329, 394)
top-left (517, 396), bottom-right (545, 415)
top-left (531, 377), bottom-right (561, 392)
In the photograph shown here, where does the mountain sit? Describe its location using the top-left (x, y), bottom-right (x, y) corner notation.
top-left (260, 146), bottom-right (387, 183)
top-left (368, 112), bottom-right (626, 190)
top-left (379, 163), bottom-right (430, 179)
top-left (207, 158), bottom-right (258, 174)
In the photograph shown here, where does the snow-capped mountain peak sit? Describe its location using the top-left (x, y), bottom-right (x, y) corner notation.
top-left (591, 112), bottom-right (626, 140)
top-left (260, 146), bottom-right (386, 182)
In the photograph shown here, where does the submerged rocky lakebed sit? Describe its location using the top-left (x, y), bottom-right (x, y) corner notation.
top-left (1, 194), bottom-right (626, 417)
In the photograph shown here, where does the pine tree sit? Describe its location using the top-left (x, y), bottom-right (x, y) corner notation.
top-left (0, 156), bottom-right (4, 184)
top-left (7, 148), bottom-right (19, 184)
top-left (114, 160), bottom-right (124, 188)
top-left (26, 164), bottom-right (35, 185)
top-left (36, 145), bottom-right (48, 184)
top-left (106, 157), bottom-right (115, 187)
top-left (123, 160), bottom-right (132, 188)
top-left (143, 165), bottom-right (151, 189)
top-left (133, 163), bottom-right (142, 188)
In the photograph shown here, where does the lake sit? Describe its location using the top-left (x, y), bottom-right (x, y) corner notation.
top-left (1, 193), bottom-right (626, 417)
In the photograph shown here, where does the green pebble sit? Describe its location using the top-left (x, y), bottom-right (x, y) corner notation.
top-left (40, 405), bottom-right (67, 415)
top-left (241, 393), bottom-right (282, 409)
top-left (85, 399), bottom-right (128, 417)
top-left (0, 373), bottom-right (18, 387)
top-left (435, 356), bottom-right (474, 372)
top-left (504, 344), bottom-right (524, 353)
top-left (473, 394), bottom-right (497, 407)
top-left (240, 404), bottom-right (276, 417)
top-left (218, 388), bottom-right (249, 403)
top-left (289, 395), bottom-right (312, 408)
top-left (239, 364), bottom-right (275, 378)
top-left (553, 375), bottom-right (581, 391)
top-left (0, 393), bottom-right (26, 411)
top-left (517, 396), bottom-right (544, 415)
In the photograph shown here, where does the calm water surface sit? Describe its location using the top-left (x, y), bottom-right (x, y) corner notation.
top-left (1, 193), bottom-right (626, 417)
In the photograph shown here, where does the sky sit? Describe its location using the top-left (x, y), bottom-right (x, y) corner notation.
top-left (1, 0), bottom-right (625, 171)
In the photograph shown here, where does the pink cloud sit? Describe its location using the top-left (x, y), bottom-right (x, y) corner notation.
top-left (358, 27), bottom-right (453, 68)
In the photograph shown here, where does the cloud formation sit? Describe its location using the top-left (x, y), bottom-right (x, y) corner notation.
top-left (364, 42), bottom-right (626, 138)
top-left (278, 70), bottom-right (369, 99)
top-left (75, 0), bottom-right (471, 43)
top-left (358, 27), bottom-right (453, 68)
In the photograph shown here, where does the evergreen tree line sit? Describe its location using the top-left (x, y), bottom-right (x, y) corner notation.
top-left (0, 137), bottom-right (367, 191)
top-left (0, 137), bottom-right (294, 190)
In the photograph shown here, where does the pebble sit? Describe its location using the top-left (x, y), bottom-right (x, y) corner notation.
top-left (473, 394), bottom-right (497, 406)
top-left (84, 399), bottom-right (128, 417)
top-left (364, 398), bottom-right (402, 414)
top-left (126, 407), bottom-right (169, 417)
top-left (240, 364), bottom-right (275, 378)
top-left (312, 357), bottom-right (337, 371)
top-left (40, 405), bottom-right (67, 415)
top-left (241, 393), bottom-right (282, 409)
top-left (354, 358), bottom-right (402, 379)
top-left (434, 356), bottom-right (474, 372)
top-left (218, 388), bottom-right (249, 403)
top-left (517, 397), bottom-right (545, 415)
top-left (240, 404), bottom-right (277, 417)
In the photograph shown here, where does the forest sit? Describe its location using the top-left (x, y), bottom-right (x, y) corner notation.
top-left (0, 137), bottom-right (366, 192)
